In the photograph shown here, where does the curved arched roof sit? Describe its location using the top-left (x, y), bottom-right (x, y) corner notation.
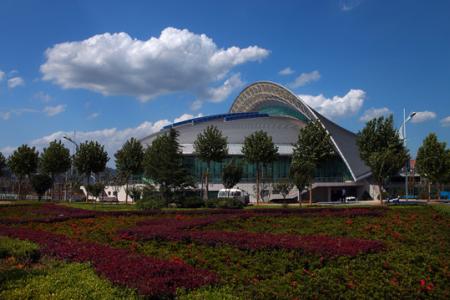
top-left (230, 81), bottom-right (371, 181)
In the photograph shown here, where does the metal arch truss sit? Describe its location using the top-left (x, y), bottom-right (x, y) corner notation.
top-left (229, 81), bottom-right (317, 121)
top-left (229, 81), bottom-right (361, 182)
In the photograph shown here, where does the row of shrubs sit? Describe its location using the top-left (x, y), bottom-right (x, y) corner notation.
top-left (136, 196), bottom-right (245, 210)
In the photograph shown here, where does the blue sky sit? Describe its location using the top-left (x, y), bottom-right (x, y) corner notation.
top-left (0, 0), bottom-right (449, 162)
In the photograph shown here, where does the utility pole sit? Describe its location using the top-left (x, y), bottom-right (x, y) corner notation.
top-left (63, 134), bottom-right (79, 202)
top-left (400, 109), bottom-right (416, 197)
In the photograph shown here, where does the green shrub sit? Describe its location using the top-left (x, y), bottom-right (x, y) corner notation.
top-left (0, 237), bottom-right (40, 262)
top-left (136, 196), bottom-right (166, 210)
top-left (206, 198), bottom-right (244, 209)
top-left (177, 196), bottom-right (204, 208)
top-left (0, 260), bottom-right (137, 299)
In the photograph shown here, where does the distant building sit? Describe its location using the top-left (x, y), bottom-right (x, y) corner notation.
top-left (141, 82), bottom-right (374, 202)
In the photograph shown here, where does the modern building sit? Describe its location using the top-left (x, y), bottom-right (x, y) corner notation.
top-left (141, 81), bottom-right (375, 202)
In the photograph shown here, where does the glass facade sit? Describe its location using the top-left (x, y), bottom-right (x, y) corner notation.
top-left (183, 155), bottom-right (352, 184)
top-left (258, 105), bottom-right (310, 122)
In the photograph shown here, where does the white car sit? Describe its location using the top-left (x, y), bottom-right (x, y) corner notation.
top-left (217, 188), bottom-right (250, 205)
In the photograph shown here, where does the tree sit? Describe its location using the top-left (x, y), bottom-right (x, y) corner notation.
top-left (86, 183), bottom-right (105, 201)
top-left (8, 144), bottom-right (39, 199)
top-left (290, 160), bottom-right (315, 206)
top-left (357, 115), bottom-right (409, 204)
top-left (39, 140), bottom-right (71, 200)
top-left (143, 128), bottom-right (193, 203)
top-left (30, 174), bottom-right (53, 201)
top-left (194, 125), bottom-right (228, 200)
top-left (0, 152), bottom-right (6, 178)
top-left (291, 120), bottom-right (334, 204)
top-left (242, 130), bottom-right (278, 204)
top-left (73, 141), bottom-right (109, 201)
top-left (222, 159), bottom-right (243, 194)
top-left (273, 179), bottom-right (294, 204)
top-left (115, 138), bottom-right (144, 204)
top-left (416, 133), bottom-right (449, 201)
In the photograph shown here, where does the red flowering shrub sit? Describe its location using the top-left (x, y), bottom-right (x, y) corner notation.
top-left (120, 214), bottom-right (385, 257)
top-left (0, 225), bottom-right (218, 297)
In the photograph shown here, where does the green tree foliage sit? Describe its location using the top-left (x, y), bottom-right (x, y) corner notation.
top-left (73, 141), bottom-right (108, 202)
top-left (273, 179), bottom-right (294, 202)
top-left (40, 140), bottom-right (72, 177)
top-left (416, 133), bottom-right (450, 201)
top-left (291, 120), bottom-right (334, 204)
top-left (242, 130), bottom-right (278, 204)
top-left (222, 159), bottom-right (243, 189)
top-left (86, 183), bottom-right (105, 199)
top-left (39, 140), bottom-right (71, 200)
top-left (290, 160), bottom-right (315, 206)
top-left (8, 144), bottom-right (39, 199)
top-left (194, 125), bottom-right (228, 200)
top-left (114, 138), bottom-right (144, 204)
top-left (0, 152), bottom-right (6, 177)
top-left (30, 174), bottom-right (53, 201)
top-left (73, 141), bottom-right (109, 185)
top-left (143, 128), bottom-right (193, 203)
top-left (357, 115), bottom-right (409, 203)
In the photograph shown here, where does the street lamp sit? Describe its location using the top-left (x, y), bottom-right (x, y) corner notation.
top-left (63, 135), bottom-right (79, 202)
top-left (399, 109), bottom-right (416, 198)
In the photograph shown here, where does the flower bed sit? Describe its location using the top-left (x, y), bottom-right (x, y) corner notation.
top-left (0, 204), bottom-right (386, 225)
top-left (120, 214), bottom-right (385, 257)
top-left (0, 225), bottom-right (218, 297)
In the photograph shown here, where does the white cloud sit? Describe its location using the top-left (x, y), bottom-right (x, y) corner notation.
top-left (411, 111), bottom-right (436, 123)
top-left (0, 112), bottom-right (202, 165)
top-left (7, 77), bottom-right (24, 89)
top-left (0, 70), bottom-right (5, 81)
top-left (174, 113), bottom-right (203, 123)
top-left (440, 116), bottom-right (450, 127)
top-left (190, 99), bottom-right (203, 111)
top-left (190, 73), bottom-right (243, 110)
top-left (359, 107), bottom-right (392, 122)
top-left (340, 0), bottom-right (363, 11)
top-left (0, 146), bottom-right (15, 156)
top-left (289, 70), bottom-right (320, 88)
top-left (34, 91), bottom-right (52, 103)
top-left (0, 108), bottom-right (39, 120)
top-left (41, 27), bottom-right (269, 102)
top-left (0, 112), bottom-right (11, 120)
top-left (299, 89), bottom-right (365, 119)
top-left (43, 105), bottom-right (66, 117)
top-left (279, 67), bottom-right (294, 76)
top-left (87, 112), bottom-right (100, 120)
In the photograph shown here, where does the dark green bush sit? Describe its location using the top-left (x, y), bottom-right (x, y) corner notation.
top-left (177, 196), bottom-right (204, 208)
top-left (0, 237), bottom-right (40, 262)
top-left (206, 198), bottom-right (244, 209)
top-left (136, 196), bottom-right (166, 210)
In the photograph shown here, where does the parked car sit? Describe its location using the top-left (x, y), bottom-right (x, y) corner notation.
top-left (217, 188), bottom-right (250, 205)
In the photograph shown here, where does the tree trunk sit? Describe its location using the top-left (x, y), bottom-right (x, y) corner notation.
top-left (203, 162), bottom-right (210, 201)
top-left (51, 174), bottom-right (55, 201)
top-left (298, 187), bottom-right (301, 207)
top-left (428, 181), bottom-right (431, 202)
top-left (125, 179), bottom-right (129, 204)
top-left (256, 163), bottom-right (260, 205)
top-left (309, 185), bottom-right (312, 205)
top-left (437, 183), bottom-right (441, 201)
top-left (378, 182), bottom-right (383, 205)
top-left (86, 175), bottom-right (90, 202)
top-left (17, 179), bottom-right (21, 201)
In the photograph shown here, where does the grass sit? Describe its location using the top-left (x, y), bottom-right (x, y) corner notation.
top-left (0, 203), bottom-right (449, 299)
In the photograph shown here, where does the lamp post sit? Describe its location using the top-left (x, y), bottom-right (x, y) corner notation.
top-left (399, 109), bottom-right (416, 197)
top-left (63, 135), bottom-right (79, 202)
